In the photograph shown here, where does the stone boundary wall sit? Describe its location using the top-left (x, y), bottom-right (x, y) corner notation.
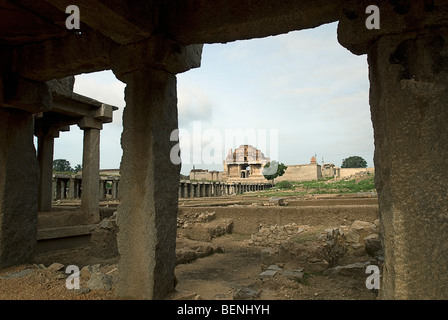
top-left (274, 164), bottom-right (322, 182)
top-left (339, 167), bottom-right (374, 179)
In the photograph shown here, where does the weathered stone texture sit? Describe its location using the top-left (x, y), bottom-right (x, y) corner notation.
top-left (80, 127), bottom-right (101, 223)
top-left (0, 108), bottom-right (39, 268)
top-left (369, 31), bottom-right (448, 299)
top-left (115, 68), bottom-right (179, 299)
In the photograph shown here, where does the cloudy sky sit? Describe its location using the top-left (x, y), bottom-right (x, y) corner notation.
top-left (51, 22), bottom-right (374, 175)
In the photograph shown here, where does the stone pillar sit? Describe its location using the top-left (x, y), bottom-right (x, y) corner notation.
top-left (190, 183), bottom-right (194, 198)
top-left (55, 179), bottom-right (62, 200)
top-left (69, 177), bottom-right (76, 199)
top-left (76, 179), bottom-right (82, 199)
top-left (36, 127), bottom-right (58, 212)
top-left (0, 108), bottom-right (39, 268)
top-left (78, 118), bottom-right (102, 223)
top-left (182, 182), bottom-right (188, 198)
top-left (198, 183), bottom-right (203, 198)
top-left (100, 180), bottom-right (107, 200)
top-left (51, 178), bottom-right (56, 201)
top-left (62, 180), bottom-right (68, 199)
top-left (114, 68), bottom-right (179, 299)
top-left (112, 181), bottom-right (118, 200)
top-left (338, 1), bottom-right (448, 299)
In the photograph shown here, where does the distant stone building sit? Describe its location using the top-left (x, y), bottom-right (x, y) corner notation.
top-left (188, 145), bottom-right (374, 183)
top-left (189, 169), bottom-right (223, 181)
top-left (223, 145), bottom-right (271, 181)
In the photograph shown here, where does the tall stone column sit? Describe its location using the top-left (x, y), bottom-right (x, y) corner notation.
top-left (0, 108), bottom-right (39, 268)
top-left (51, 178), bottom-right (56, 200)
top-left (115, 67), bottom-right (179, 299)
top-left (36, 128), bottom-right (58, 212)
top-left (68, 178), bottom-right (75, 199)
top-left (55, 179), bottom-right (62, 200)
top-left (100, 180), bottom-right (107, 200)
top-left (338, 1), bottom-right (448, 299)
top-left (189, 183), bottom-right (194, 198)
top-left (78, 117), bottom-right (102, 223)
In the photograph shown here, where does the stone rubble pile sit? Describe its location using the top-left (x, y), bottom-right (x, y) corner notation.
top-left (89, 212), bottom-right (119, 259)
top-left (249, 223), bottom-right (309, 246)
top-left (251, 219), bottom-right (382, 273)
top-left (177, 211), bottom-right (216, 228)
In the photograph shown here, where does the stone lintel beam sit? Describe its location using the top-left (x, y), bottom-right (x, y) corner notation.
top-left (92, 104), bottom-right (115, 124)
top-left (44, 0), bottom-right (155, 45)
top-left (165, 0), bottom-right (342, 45)
top-left (111, 35), bottom-right (203, 81)
top-left (78, 116), bottom-right (103, 130)
top-left (0, 75), bottom-right (52, 114)
top-left (51, 91), bottom-right (116, 123)
top-left (337, 0), bottom-right (448, 55)
top-left (13, 30), bottom-right (114, 82)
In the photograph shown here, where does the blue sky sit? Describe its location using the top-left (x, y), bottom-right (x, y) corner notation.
top-left (51, 22), bottom-right (374, 175)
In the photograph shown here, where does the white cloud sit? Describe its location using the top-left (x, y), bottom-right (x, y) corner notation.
top-left (177, 85), bottom-right (213, 127)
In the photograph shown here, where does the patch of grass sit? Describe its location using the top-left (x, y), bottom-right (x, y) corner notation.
top-left (275, 181), bottom-right (293, 190)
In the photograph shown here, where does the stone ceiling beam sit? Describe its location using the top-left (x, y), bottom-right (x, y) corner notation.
top-left (0, 75), bottom-right (52, 113)
top-left (111, 35), bottom-right (203, 81)
top-left (164, 0), bottom-right (342, 45)
top-left (13, 30), bottom-right (114, 82)
top-left (43, 0), bottom-right (156, 45)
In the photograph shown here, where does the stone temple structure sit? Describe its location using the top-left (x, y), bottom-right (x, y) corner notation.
top-left (1, 0), bottom-right (448, 300)
top-left (224, 145), bottom-right (270, 181)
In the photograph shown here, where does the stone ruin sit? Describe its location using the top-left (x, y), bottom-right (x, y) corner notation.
top-left (1, 0), bottom-right (448, 299)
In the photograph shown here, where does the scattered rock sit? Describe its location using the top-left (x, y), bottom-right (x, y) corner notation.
top-left (263, 197), bottom-right (286, 206)
top-left (75, 287), bottom-right (91, 295)
top-left (283, 269), bottom-right (304, 281)
top-left (233, 287), bottom-right (261, 300)
top-left (90, 214), bottom-right (119, 259)
top-left (87, 272), bottom-right (113, 291)
top-left (0, 269), bottom-right (34, 280)
top-left (267, 265), bottom-right (282, 271)
top-left (249, 223), bottom-right (308, 246)
top-left (80, 264), bottom-right (101, 281)
top-left (365, 237), bottom-right (383, 258)
top-left (166, 290), bottom-right (203, 300)
top-left (325, 262), bottom-right (370, 277)
top-left (259, 269), bottom-right (277, 279)
top-left (182, 219), bottom-right (234, 242)
top-left (48, 263), bottom-right (65, 272)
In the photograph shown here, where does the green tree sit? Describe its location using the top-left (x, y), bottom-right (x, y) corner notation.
top-left (341, 156), bottom-right (367, 168)
top-left (73, 164), bottom-right (82, 173)
top-left (262, 161), bottom-right (288, 181)
top-left (53, 159), bottom-right (73, 173)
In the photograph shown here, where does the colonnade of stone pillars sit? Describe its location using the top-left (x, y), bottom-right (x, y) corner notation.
top-left (51, 175), bottom-right (120, 201)
top-left (178, 181), bottom-right (271, 198)
top-left (338, 1), bottom-right (448, 299)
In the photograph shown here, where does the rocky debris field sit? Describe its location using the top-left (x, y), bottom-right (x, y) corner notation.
top-left (0, 193), bottom-right (380, 300)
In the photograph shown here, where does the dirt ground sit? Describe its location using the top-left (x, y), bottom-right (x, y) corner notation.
top-left (0, 192), bottom-right (380, 301)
